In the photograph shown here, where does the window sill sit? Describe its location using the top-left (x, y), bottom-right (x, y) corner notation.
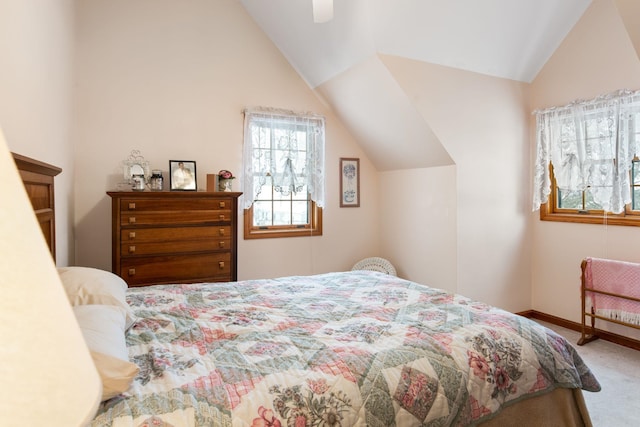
top-left (244, 227), bottom-right (323, 239)
top-left (540, 207), bottom-right (640, 227)
top-left (243, 206), bottom-right (323, 239)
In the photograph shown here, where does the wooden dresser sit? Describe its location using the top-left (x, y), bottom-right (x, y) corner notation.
top-left (107, 191), bottom-right (241, 287)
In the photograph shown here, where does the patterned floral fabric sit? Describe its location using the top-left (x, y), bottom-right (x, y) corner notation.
top-left (91, 271), bottom-right (600, 427)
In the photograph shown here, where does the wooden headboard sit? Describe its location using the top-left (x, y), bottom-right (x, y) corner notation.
top-left (12, 153), bottom-right (62, 260)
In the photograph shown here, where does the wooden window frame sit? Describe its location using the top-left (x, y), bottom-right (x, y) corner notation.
top-left (243, 109), bottom-right (325, 239)
top-left (244, 200), bottom-right (323, 239)
top-left (540, 164), bottom-right (640, 227)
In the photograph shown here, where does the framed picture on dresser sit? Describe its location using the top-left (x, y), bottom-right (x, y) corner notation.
top-left (169, 160), bottom-right (197, 191)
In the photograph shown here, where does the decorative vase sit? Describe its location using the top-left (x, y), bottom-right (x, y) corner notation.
top-left (218, 178), bottom-right (233, 192)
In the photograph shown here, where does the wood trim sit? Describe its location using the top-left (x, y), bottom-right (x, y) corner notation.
top-left (517, 310), bottom-right (640, 352)
top-left (12, 152), bottom-right (61, 260)
top-left (540, 164), bottom-right (640, 226)
top-left (540, 207), bottom-right (640, 226)
top-left (244, 201), bottom-right (323, 239)
top-left (12, 153), bottom-right (62, 177)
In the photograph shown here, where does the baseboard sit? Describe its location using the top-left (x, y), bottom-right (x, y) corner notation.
top-left (516, 310), bottom-right (640, 352)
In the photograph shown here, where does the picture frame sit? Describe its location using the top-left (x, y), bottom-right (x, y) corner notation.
top-left (169, 160), bottom-right (197, 191)
top-left (340, 157), bottom-right (360, 207)
top-left (121, 150), bottom-right (150, 184)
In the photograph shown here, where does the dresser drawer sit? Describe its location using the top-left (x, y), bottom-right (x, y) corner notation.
top-left (120, 209), bottom-right (232, 226)
top-left (121, 226), bottom-right (231, 255)
top-left (120, 198), bottom-right (232, 211)
top-left (121, 238), bottom-right (230, 256)
top-left (121, 253), bottom-right (232, 286)
top-left (121, 226), bottom-right (231, 242)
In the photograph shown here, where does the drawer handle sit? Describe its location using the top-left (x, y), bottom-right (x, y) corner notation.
top-left (128, 202), bottom-right (136, 210)
top-left (219, 229), bottom-right (225, 236)
top-left (129, 217), bottom-right (136, 224)
top-left (219, 214), bottom-right (225, 220)
top-left (218, 261), bottom-right (225, 269)
top-left (219, 202), bottom-right (226, 208)
top-left (129, 245), bottom-right (136, 254)
top-left (219, 241), bottom-right (225, 248)
top-left (129, 231), bottom-right (136, 239)
top-left (128, 268), bottom-right (136, 276)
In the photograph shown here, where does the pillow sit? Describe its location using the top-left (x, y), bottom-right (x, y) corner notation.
top-left (58, 266), bottom-right (136, 330)
top-left (74, 304), bottom-right (139, 401)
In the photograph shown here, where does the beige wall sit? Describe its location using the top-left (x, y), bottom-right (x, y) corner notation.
top-left (378, 166), bottom-right (458, 293)
top-left (0, 0), bottom-right (75, 265)
top-left (530, 0), bottom-right (640, 337)
top-left (7, 0), bottom-right (640, 330)
top-left (378, 56), bottom-right (532, 312)
top-left (73, 0), bottom-right (379, 278)
top-left (0, 0), bottom-right (531, 312)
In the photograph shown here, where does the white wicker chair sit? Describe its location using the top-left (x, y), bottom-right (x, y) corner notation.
top-left (351, 257), bottom-right (397, 276)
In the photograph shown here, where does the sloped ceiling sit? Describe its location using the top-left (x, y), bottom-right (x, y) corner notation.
top-left (241, 0), bottom-right (592, 171)
top-left (615, 0), bottom-right (640, 60)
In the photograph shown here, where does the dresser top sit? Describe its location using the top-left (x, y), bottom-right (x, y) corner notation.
top-left (107, 190), bottom-right (242, 199)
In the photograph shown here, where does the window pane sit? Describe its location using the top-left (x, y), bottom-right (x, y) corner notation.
top-left (557, 189), bottom-right (583, 209)
top-left (292, 184), bottom-right (309, 200)
top-left (273, 201), bottom-right (292, 225)
top-left (252, 148), bottom-right (272, 173)
top-left (274, 189), bottom-right (291, 201)
top-left (633, 161), bottom-right (640, 185)
top-left (291, 201), bottom-right (309, 224)
top-left (255, 176), bottom-right (273, 201)
top-left (634, 188), bottom-right (640, 211)
top-left (584, 191), bottom-right (603, 210)
top-left (253, 201), bottom-right (272, 226)
top-left (255, 127), bottom-right (271, 149)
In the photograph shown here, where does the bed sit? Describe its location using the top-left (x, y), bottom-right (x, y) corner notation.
top-left (16, 154), bottom-right (600, 427)
top-left (90, 272), bottom-right (600, 427)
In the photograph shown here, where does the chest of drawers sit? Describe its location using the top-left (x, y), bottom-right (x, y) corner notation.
top-left (107, 191), bottom-right (241, 287)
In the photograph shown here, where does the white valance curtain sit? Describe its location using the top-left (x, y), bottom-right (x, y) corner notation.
top-left (533, 89), bottom-right (640, 213)
top-left (242, 107), bottom-right (325, 210)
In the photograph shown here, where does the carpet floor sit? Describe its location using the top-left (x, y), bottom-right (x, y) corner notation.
top-left (535, 321), bottom-right (640, 427)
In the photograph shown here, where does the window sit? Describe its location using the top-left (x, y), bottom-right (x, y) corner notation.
top-left (540, 159), bottom-right (640, 226)
top-left (533, 89), bottom-right (640, 225)
top-left (242, 108), bottom-right (324, 239)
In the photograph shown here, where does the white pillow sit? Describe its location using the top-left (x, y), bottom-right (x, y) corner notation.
top-left (74, 305), bottom-right (139, 401)
top-left (58, 266), bottom-right (136, 330)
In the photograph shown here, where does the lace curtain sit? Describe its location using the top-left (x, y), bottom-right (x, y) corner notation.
top-left (242, 107), bottom-right (325, 210)
top-left (532, 89), bottom-right (640, 213)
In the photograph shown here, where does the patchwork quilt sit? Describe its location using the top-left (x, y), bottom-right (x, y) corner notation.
top-left (92, 271), bottom-right (600, 427)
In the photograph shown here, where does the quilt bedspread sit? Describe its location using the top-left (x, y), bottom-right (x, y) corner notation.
top-left (92, 271), bottom-right (599, 427)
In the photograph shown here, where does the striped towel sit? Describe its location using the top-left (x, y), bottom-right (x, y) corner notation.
top-left (584, 257), bottom-right (640, 326)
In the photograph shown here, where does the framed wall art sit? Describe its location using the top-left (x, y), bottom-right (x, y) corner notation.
top-left (340, 157), bottom-right (360, 207)
top-left (169, 160), bottom-right (197, 191)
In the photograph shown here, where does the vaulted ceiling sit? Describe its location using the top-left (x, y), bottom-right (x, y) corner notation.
top-left (239, 1), bottom-right (627, 171)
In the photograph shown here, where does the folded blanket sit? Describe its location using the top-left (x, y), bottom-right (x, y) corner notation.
top-left (584, 257), bottom-right (640, 326)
